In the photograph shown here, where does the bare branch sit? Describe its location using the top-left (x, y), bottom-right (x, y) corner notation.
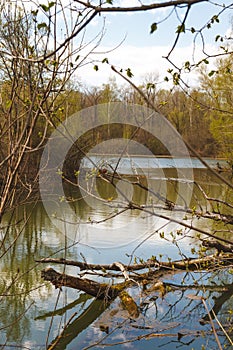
top-left (37, 251), bottom-right (233, 273)
top-left (76, 0), bottom-right (207, 13)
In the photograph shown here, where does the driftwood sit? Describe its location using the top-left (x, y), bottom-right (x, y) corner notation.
top-left (41, 268), bottom-right (125, 299)
top-left (40, 249), bottom-right (233, 301)
top-left (40, 238), bottom-right (233, 302)
top-left (41, 268), bottom-right (140, 321)
top-left (38, 252), bottom-right (233, 276)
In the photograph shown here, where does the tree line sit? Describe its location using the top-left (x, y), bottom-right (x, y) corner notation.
top-left (1, 42), bottom-right (233, 217)
top-left (0, 1), bottom-right (232, 223)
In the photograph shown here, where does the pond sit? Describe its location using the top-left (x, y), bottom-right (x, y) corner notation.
top-left (0, 156), bottom-right (232, 350)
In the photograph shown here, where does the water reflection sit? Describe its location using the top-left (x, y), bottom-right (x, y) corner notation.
top-left (0, 166), bottom-right (232, 349)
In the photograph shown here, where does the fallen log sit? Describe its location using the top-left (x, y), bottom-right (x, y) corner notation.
top-left (41, 268), bottom-right (141, 319)
top-left (41, 267), bottom-right (125, 299)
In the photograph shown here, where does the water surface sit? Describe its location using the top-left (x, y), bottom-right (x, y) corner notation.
top-left (0, 157), bottom-right (232, 349)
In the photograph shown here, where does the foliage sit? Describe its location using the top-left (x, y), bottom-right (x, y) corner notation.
top-left (200, 55), bottom-right (233, 160)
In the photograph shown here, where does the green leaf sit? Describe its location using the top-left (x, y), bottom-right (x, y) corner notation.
top-left (191, 247), bottom-right (196, 254)
top-left (150, 23), bottom-right (158, 34)
top-left (126, 68), bottom-right (133, 78)
top-left (215, 35), bottom-right (220, 42)
top-left (159, 232), bottom-right (164, 239)
top-left (159, 100), bottom-right (168, 106)
top-left (59, 196), bottom-right (65, 203)
top-left (37, 22), bottom-right (48, 30)
top-left (203, 59), bottom-right (209, 64)
top-left (184, 61), bottom-right (190, 71)
top-left (93, 65), bottom-right (99, 71)
top-left (6, 100), bottom-right (12, 109)
top-left (74, 170), bottom-right (80, 177)
top-left (146, 83), bottom-right (155, 89)
top-left (164, 76), bottom-right (169, 82)
top-left (40, 4), bottom-right (49, 11)
top-left (173, 72), bottom-right (180, 85)
top-left (48, 1), bottom-right (55, 9)
top-left (56, 169), bottom-right (63, 176)
top-left (176, 24), bottom-right (185, 33)
top-left (102, 57), bottom-right (109, 64)
top-left (220, 45), bottom-right (228, 53)
top-left (31, 9), bottom-right (38, 16)
top-left (106, 0), bottom-right (113, 4)
top-left (51, 60), bottom-right (58, 66)
top-left (208, 70), bottom-right (215, 77)
top-left (40, 2), bottom-right (55, 11)
top-left (190, 27), bottom-right (195, 33)
top-left (211, 15), bottom-right (219, 23)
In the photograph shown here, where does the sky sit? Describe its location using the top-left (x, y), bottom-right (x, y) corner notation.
top-left (73, 0), bottom-right (233, 88)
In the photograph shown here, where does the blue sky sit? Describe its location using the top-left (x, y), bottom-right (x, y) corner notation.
top-left (99, 1), bottom-right (231, 46)
top-left (76, 1), bottom-right (232, 88)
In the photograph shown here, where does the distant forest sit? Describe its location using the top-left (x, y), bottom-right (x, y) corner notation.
top-left (1, 53), bottom-right (233, 189)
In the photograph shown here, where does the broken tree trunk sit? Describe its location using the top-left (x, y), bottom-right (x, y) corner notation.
top-left (41, 267), bottom-right (125, 299)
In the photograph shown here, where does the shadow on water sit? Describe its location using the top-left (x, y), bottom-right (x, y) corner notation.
top-left (35, 293), bottom-right (92, 320)
top-left (47, 298), bottom-right (110, 349)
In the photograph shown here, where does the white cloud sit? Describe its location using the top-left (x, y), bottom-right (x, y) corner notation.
top-left (76, 42), bottom-right (217, 88)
